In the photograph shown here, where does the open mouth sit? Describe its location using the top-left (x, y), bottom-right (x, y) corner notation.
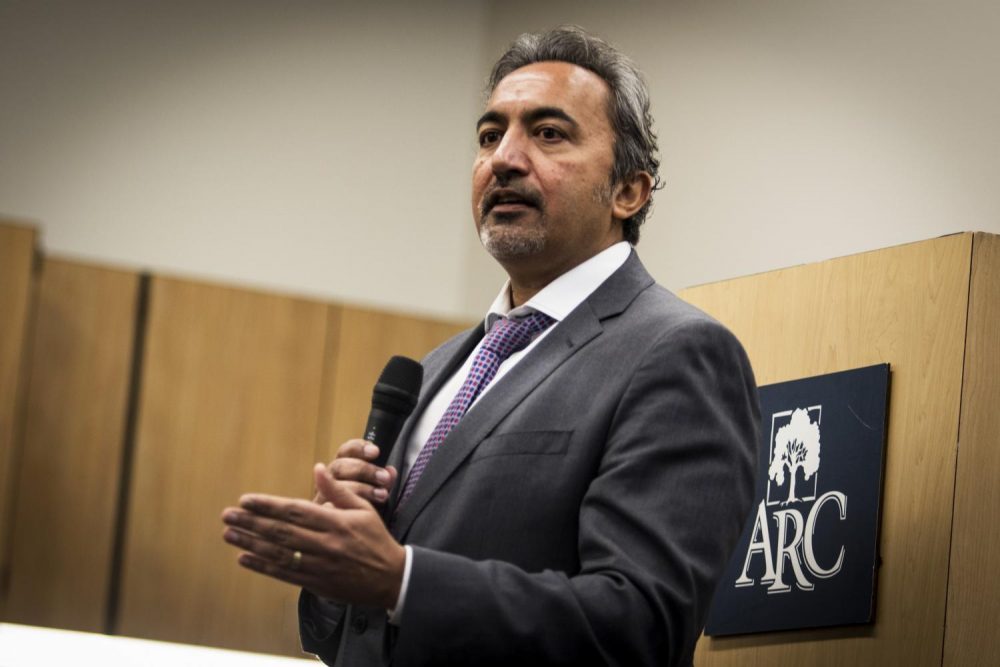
top-left (483, 188), bottom-right (541, 217)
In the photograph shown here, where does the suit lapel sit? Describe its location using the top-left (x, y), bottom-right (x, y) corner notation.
top-left (385, 327), bottom-right (483, 510)
top-left (391, 252), bottom-right (655, 540)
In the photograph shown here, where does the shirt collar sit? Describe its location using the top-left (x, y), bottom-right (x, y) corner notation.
top-left (483, 241), bottom-right (632, 331)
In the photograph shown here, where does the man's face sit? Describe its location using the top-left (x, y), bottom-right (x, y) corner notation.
top-left (472, 61), bottom-right (622, 278)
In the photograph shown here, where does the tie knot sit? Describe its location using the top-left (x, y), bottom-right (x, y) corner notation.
top-left (482, 311), bottom-right (555, 360)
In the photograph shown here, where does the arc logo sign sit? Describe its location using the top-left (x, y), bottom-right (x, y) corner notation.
top-left (706, 364), bottom-right (890, 636)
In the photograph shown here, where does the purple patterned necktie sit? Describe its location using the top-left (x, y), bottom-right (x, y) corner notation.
top-left (395, 310), bottom-right (555, 511)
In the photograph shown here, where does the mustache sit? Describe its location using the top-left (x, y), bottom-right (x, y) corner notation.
top-left (480, 184), bottom-right (544, 218)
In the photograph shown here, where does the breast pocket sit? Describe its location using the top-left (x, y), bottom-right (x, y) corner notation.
top-left (469, 430), bottom-right (573, 460)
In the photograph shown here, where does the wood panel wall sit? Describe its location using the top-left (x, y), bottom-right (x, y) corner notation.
top-left (114, 277), bottom-right (331, 655)
top-left (0, 243), bottom-right (468, 654)
top-left (111, 281), bottom-right (468, 656)
top-left (681, 234), bottom-right (974, 666)
top-left (943, 232), bottom-right (1000, 667)
top-left (4, 260), bottom-right (139, 631)
top-left (316, 306), bottom-right (469, 464)
top-left (0, 223), bottom-right (36, 615)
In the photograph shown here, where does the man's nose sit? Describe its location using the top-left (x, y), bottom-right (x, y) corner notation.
top-left (491, 129), bottom-right (530, 180)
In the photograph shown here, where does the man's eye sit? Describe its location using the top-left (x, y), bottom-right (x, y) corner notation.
top-left (538, 127), bottom-right (564, 141)
top-left (479, 130), bottom-right (501, 146)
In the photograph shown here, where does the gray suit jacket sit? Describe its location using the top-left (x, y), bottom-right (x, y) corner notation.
top-left (300, 252), bottom-right (760, 666)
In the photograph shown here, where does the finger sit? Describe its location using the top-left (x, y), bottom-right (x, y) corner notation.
top-left (341, 480), bottom-right (390, 504)
top-left (238, 552), bottom-right (336, 598)
top-left (386, 465), bottom-right (399, 490)
top-left (314, 462), bottom-right (371, 511)
top-left (223, 525), bottom-right (304, 567)
top-left (330, 457), bottom-right (392, 488)
top-left (314, 480), bottom-right (389, 504)
top-left (222, 507), bottom-right (324, 548)
top-left (237, 552), bottom-right (315, 589)
top-left (335, 439), bottom-right (380, 462)
top-left (234, 495), bottom-right (332, 531)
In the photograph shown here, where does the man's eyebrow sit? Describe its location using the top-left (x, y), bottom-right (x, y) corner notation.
top-left (523, 106), bottom-right (579, 129)
top-left (476, 110), bottom-right (505, 130)
top-left (476, 107), bottom-right (580, 130)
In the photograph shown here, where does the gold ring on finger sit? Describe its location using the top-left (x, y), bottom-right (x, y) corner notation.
top-left (291, 550), bottom-right (302, 571)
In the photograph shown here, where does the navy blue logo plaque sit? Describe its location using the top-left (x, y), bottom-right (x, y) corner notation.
top-left (705, 364), bottom-right (890, 636)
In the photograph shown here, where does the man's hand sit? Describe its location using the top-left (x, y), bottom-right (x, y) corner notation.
top-left (222, 463), bottom-right (405, 609)
top-left (314, 439), bottom-right (399, 506)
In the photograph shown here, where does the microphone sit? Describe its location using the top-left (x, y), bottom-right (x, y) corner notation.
top-left (364, 355), bottom-right (424, 468)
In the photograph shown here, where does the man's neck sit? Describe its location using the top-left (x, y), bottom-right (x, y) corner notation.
top-left (503, 237), bottom-right (624, 308)
top-left (508, 278), bottom-right (549, 309)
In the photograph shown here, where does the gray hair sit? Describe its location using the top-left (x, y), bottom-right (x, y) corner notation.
top-left (486, 26), bottom-right (662, 244)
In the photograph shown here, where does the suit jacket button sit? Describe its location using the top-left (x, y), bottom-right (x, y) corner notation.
top-left (351, 613), bottom-right (368, 635)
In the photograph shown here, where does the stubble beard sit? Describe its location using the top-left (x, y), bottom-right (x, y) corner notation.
top-left (478, 214), bottom-right (548, 261)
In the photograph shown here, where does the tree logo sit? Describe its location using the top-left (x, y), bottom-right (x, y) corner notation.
top-left (767, 407), bottom-right (821, 506)
top-left (735, 404), bottom-right (847, 594)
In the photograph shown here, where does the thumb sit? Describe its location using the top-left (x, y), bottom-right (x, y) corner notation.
top-left (313, 462), bottom-right (370, 511)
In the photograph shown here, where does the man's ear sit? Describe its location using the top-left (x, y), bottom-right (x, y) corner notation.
top-left (611, 171), bottom-right (654, 222)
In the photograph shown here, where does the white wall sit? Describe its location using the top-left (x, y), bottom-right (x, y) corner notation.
top-left (0, 0), bottom-right (488, 318)
top-left (3, 0), bottom-right (1000, 320)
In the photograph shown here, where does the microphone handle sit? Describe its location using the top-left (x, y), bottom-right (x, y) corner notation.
top-left (363, 407), bottom-right (408, 468)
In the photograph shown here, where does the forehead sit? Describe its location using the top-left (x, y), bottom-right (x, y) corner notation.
top-left (486, 61), bottom-right (612, 124)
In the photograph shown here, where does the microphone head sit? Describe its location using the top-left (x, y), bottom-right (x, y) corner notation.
top-left (378, 355), bottom-right (423, 392)
top-left (371, 355), bottom-right (423, 414)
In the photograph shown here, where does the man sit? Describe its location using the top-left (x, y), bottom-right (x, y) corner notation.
top-left (222, 26), bottom-right (759, 666)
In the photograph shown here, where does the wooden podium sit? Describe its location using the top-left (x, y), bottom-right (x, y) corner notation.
top-left (681, 232), bottom-right (999, 667)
